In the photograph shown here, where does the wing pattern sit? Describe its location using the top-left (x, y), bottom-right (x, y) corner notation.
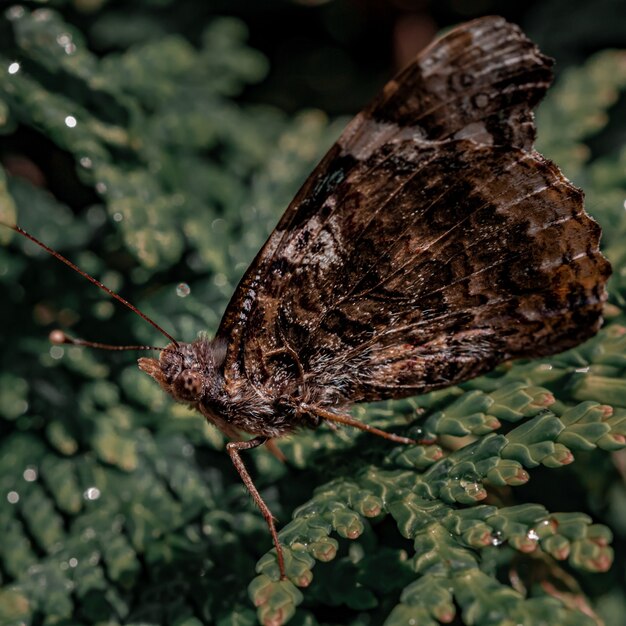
top-left (217, 16), bottom-right (611, 406)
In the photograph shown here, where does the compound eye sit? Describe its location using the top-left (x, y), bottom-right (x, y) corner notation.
top-left (176, 369), bottom-right (204, 400)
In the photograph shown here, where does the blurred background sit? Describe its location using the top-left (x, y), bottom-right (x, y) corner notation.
top-left (4, 0), bottom-right (626, 212)
top-left (2, 1), bottom-right (626, 626)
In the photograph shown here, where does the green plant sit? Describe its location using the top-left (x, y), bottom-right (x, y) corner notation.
top-left (1, 5), bottom-right (626, 626)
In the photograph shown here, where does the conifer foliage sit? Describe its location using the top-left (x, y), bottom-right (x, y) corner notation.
top-left (1, 4), bottom-right (626, 626)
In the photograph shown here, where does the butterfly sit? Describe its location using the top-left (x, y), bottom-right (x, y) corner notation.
top-left (6, 16), bottom-right (611, 582)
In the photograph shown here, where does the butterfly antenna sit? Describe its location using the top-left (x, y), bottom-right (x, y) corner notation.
top-left (49, 330), bottom-right (163, 352)
top-left (2, 222), bottom-right (179, 347)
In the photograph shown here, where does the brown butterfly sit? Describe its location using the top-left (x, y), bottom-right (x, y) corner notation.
top-left (5, 16), bottom-right (611, 581)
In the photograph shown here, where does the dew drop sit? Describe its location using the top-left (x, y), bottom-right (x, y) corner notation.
top-left (211, 218), bottom-right (226, 233)
top-left (213, 273), bottom-right (227, 287)
top-left (6, 6), bottom-right (25, 20)
top-left (527, 529), bottom-right (539, 541)
top-left (86, 206), bottom-right (106, 227)
top-left (23, 467), bottom-right (37, 482)
top-left (176, 282), bottom-right (191, 298)
top-left (56, 33), bottom-right (76, 55)
top-left (461, 480), bottom-right (482, 498)
top-left (93, 301), bottom-right (114, 319)
top-left (32, 9), bottom-right (52, 22)
top-left (407, 425), bottom-right (425, 439)
top-left (64, 115), bottom-right (77, 128)
top-left (79, 156), bottom-right (92, 169)
top-left (7, 491), bottom-right (19, 504)
top-left (82, 527), bottom-right (96, 540)
top-left (50, 345), bottom-right (64, 360)
top-left (491, 531), bottom-right (504, 546)
top-left (112, 212), bottom-right (123, 222)
top-left (83, 487), bottom-right (101, 501)
top-left (68, 557), bottom-right (78, 568)
top-left (8, 62), bottom-right (20, 75)
top-left (95, 181), bottom-right (107, 194)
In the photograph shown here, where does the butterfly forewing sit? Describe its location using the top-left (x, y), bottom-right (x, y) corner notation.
top-left (217, 16), bottom-right (610, 407)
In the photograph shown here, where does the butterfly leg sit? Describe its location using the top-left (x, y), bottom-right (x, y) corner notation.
top-left (265, 438), bottom-right (287, 462)
top-left (226, 436), bottom-right (287, 580)
top-left (302, 404), bottom-right (435, 445)
top-left (198, 406), bottom-right (286, 463)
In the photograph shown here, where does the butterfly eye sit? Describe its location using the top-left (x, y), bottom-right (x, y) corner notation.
top-left (175, 369), bottom-right (204, 400)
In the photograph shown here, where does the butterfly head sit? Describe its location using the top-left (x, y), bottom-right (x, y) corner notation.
top-left (138, 337), bottom-right (226, 405)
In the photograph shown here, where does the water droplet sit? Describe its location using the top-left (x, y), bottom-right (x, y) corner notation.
top-left (112, 212), bottom-right (123, 222)
top-left (79, 156), bottom-right (92, 169)
top-left (182, 443), bottom-right (194, 457)
top-left (83, 487), bottom-right (101, 501)
top-left (6, 6), bottom-right (25, 20)
top-left (23, 468), bottom-right (37, 482)
top-left (32, 9), bottom-right (52, 22)
top-left (7, 491), bottom-right (19, 504)
top-left (461, 480), bottom-right (482, 498)
top-left (574, 366), bottom-right (590, 373)
top-left (408, 425), bottom-right (425, 439)
top-left (68, 557), bottom-right (78, 568)
top-left (95, 181), bottom-right (107, 194)
top-left (527, 529), bottom-right (539, 541)
top-left (64, 115), bottom-right (77, 128)
top-left (93, 301), bottom-right (114, 319)
top-left (213, 273), bottom-right (227, 287)
top-left (211, 218), bottom-right (226, 233)
top-left (8, 62), bottom-right (20, 75)
top-left (176, 282), bottom-right (191, 298)
top-left (85, 206), bottom-right (105, 227)
top-left (491, 531), bottom-right (504, 546)
top-left (82, 527), bottom-right (96, 540)
top-left (55, 33), bottom-right (76, 55)
top-left (49, 345), bottom-right (64, 360)
top-left (623, 198), bottom-right (626, 210)
top-left (27, 564), bottom-right (43, 577)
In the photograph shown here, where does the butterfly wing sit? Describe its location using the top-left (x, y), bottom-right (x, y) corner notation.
top-left (217, 16), bottom-right (611, 405)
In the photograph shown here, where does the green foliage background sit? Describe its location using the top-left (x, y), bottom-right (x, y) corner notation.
top-left (1, 2), bottom-right (626, 626)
